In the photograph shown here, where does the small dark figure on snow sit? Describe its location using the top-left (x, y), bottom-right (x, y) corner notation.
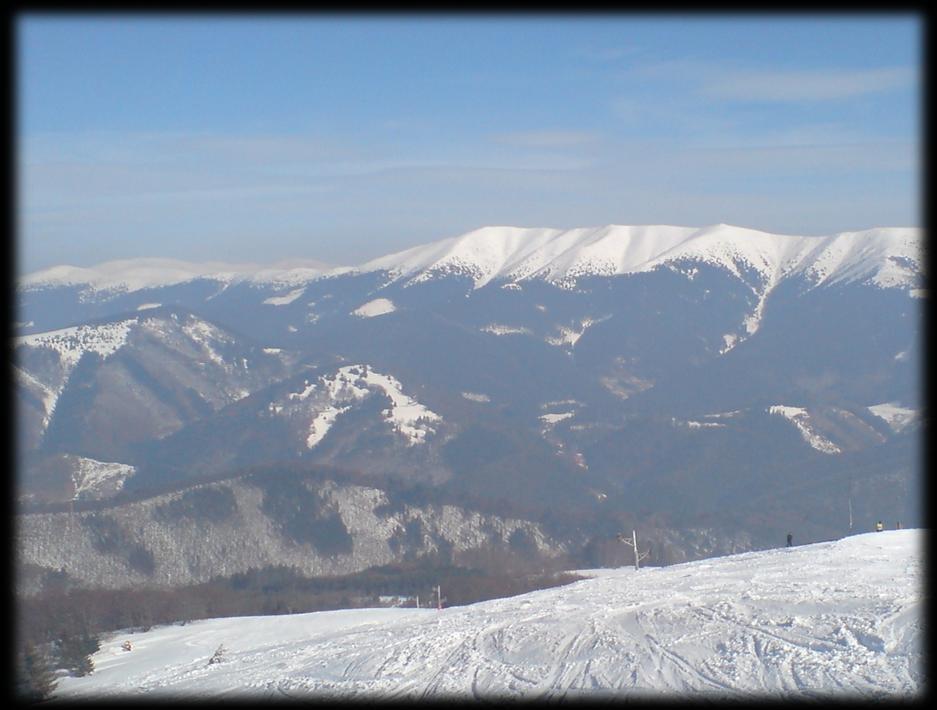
top-left (786, 533), bottom-right (793, 547)
top-left (875, 520), bottom-right (884, 532)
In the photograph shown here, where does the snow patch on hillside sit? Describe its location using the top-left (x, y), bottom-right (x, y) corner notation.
top-left (181, 319), bottom-right (232, 368)
top-left (768, 406), bottom-right (841, 454)
top-left (704, 410), bottom-right (743, 419)
top-left (672, 418), bottom-right (726, 429)
top-left (72, 457), bottom-right (136, 500)
top-left (263, 288), bottom-right (306, 306)
top-left (53, 530), bottom-right (923, 700)
top-left (285, 366), bottom-right (441, 448)
top-left (545, 315), bottom-right (610, 347)
top-left (15, 320), bottom-right (136, 427)
top-left (461, 392), bottom-right (490, 403)
top-left (14, 365), bottom-right (59, 429)
top-left (481, 324), bottom-right (532, 336)
top-left (352, 298), bottom-right (396, 318)
top-left (16, 320), bottom-right (134, 368)
top-left (136, 303), bottom-right (161, 311)
top-left (540, 412), bottom-right (575, 425)
top-left (867, 403), bottom-right (919, 434)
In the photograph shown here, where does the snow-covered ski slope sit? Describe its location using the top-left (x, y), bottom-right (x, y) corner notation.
top-left (55, 530), bottom-right (922, 701)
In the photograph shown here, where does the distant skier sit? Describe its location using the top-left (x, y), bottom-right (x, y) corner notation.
top-left (875, 520), bottom-right (884, 532)
top-left (786, 532), bottom-right (793, 547)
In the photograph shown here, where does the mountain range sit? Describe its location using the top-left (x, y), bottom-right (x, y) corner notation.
top-left (14, 224), bottom-right (924, 592)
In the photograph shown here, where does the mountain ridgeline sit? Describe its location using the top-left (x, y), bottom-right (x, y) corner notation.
top-left (15, 224), bottom-right (924, 592)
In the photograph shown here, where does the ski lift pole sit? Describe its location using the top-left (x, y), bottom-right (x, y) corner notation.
top-left (619, 529), bottom-right (649, 571)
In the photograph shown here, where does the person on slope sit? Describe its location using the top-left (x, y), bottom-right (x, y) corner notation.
top-left (875, 520), bottom-right (884, 532)
top-left (786, 532), bottom-right (793, 547)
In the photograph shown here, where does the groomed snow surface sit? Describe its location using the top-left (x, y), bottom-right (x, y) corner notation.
top-left (54, 530), bottom-right (922, 701)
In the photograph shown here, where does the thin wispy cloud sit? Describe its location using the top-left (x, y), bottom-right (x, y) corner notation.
top-left (490, 130), bottom-right (601, 148)
top-left (575, 45), bottom-right (641, 63)
top-left (700, 66), bottom-right (916, 102)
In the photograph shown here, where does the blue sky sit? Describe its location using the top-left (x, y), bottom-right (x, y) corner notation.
top-left (18, 15), bottom-right (921, 273)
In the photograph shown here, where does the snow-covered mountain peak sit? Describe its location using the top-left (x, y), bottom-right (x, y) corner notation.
top-left (19, 225), bottom-right (921, 297)
top-left (19, 257), bottom-right (338, 295)
top-left (356, 224), bottom-right (922, 291)
top-left (797, 227), bottom-right (923, 289)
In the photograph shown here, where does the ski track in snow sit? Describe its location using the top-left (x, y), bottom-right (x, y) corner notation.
top-left (55, 531), bottom-right (922, 701)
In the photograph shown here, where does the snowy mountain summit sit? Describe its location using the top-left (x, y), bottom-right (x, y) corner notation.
top-left (55, 530), bottom-right (922, 701)
top-left (356, 224), bottom-right (922, 291)
top-left (19, 224), bottom-right (922, 295)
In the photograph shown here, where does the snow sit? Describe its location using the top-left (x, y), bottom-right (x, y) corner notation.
top-left (19, 226), bottom-right (921, 298)
top-left (15, 320), bottom-right (135, 369)
top-left (13, 365), bottom-right (59, 429)
top-left (15, 320), bottom-right (136, 427)
top-left (358, 368), bottom-right (441, 445)
top-left (686, 420), bottom-right (726, 429)
top-left (19, 258), bottom-right (335, 295)
top-left (545, 316), bottom-right (609, 347)
top-left (703, 410), bottom-right (743, 419)
top-left (263, 288), bottom-right (306, 306)
top-left (136, 303), bottom-right (161, 311)
top-left (72, 457), bottom-right (136, 499)
top-left (461, 392), bottom-right (491, 403)
top-left (306, 404), bottom-right (352, 448)
top-left (351, 224), bottom-right (921, 292)
top-left (540, 412), bottom-right (575, 425)
top-left (352, 298), bottom-right (397, 318)
top-left (481, 324), bottom-right (532, 336)
top-left (54, 530), bottom-right (923, 700)
top-left (768, 406), bottom-right (841, 454)
top-left (285, 365), bottom-right (441, 448)
top-left (867, 403), bottom-right (919, 434)
top-left (719, 333), bottom-right (740, 354)
top-left (180, 319), bottom-right (232, 368)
